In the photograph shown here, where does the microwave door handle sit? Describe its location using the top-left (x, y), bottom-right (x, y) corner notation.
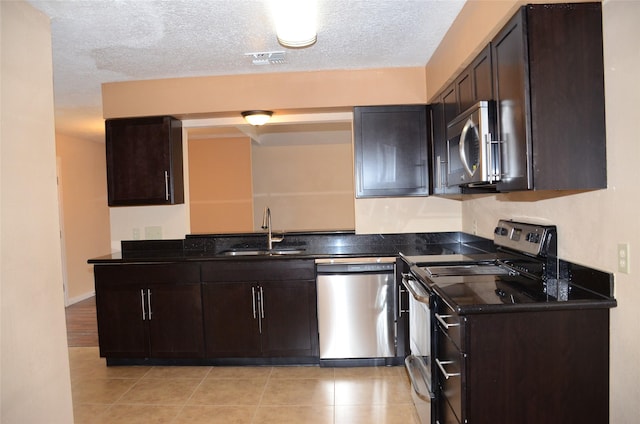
top-left (486, 133), bottom-right (493, 183)
top-left (487, 132), bottom-right (503, 182)
top-left (459, 118), bottom-right (474, 177)
top-left (446, 139), bottom-right (451, 183)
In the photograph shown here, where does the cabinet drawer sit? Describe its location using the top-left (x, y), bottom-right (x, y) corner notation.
top-left (201, 259), bottom-right (315, 282)
top-left (95, 263), bottom-right (200, 285)
top-left (435, 299), bottom-right (462, 351)
top-left (437, 393), bottom-right (461, 424)
top-left (436, 325), bottom-right (463, 423)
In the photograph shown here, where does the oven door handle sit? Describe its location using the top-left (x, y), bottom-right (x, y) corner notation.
top-left (405, 355), bottom-right (434, 401)
top-left (401, 273), bottom-right (430, 304)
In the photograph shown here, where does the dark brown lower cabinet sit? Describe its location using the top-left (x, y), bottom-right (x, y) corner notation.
top-left (94, 263), bottom-right (204, 359)
top-left (94, 259), bottom-right (319, 364)
top-left (202, 282), bottom-right (262, 357)
top-left (434, 296), bottom-right (610, 424)
top-left (202, 279), bottom-right (318, 358)
top-left (201, 259), bottom-right (319, 361)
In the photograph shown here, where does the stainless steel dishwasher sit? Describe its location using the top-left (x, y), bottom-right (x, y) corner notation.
top-left (315, 257), bottom-right (397, 365)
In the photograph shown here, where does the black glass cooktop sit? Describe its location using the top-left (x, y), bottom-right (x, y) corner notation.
top-left (429, 273), bottom-right (613, 313)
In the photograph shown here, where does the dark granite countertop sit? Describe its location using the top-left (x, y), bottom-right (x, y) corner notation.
top-left (88, 231), bottom-right (495, 264)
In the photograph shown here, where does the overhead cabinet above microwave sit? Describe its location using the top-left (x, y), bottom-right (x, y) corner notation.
top-left (106, 116), bottom-right (184, 206)
top-left (433, 2), bottom-right (607, 194)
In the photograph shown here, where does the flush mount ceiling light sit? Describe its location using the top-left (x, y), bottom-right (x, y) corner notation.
top-left (241, 110), bottom-right (273, 126)
top-left (270, 0), bottom-right (317, 48)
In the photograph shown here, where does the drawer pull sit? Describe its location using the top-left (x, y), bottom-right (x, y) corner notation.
top-left (435, 313), bottom-right (460, 329)
top-left (436, 358), bottom-right (460, 379)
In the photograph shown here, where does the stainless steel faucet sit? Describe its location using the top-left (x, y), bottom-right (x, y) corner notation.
top-left (261, 206), bottom-right (283, 250)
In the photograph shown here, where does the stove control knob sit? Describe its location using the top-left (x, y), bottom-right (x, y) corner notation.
top-left (494, 226), bottom-right (508, 236)
top-left (526, 232), bottom-right (541, 243)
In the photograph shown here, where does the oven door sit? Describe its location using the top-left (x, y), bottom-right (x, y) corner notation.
top-left (446, 101), bottom-right (497, 187)
top-left (402, 272), bottom-right (434, 424)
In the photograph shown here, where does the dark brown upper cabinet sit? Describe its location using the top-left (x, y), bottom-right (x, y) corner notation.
top-left (354, 105), bottom-right (429, 198)
top-left (457, 44), bottom-right (493, 113)
top-left (432, 83), bottom-right (462, 196)
top-left (106, 116), bottom-right (184, 206)
top-left (432, 46), bottom-right (493, 196)
top-left (492, 3), bottom-right (606, 192)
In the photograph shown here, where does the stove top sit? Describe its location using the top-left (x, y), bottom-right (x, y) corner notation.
top-left (408, 220), bottom-right (616, 314)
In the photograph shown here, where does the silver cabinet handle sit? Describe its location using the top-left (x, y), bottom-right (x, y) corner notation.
top-left (140, 289), bottom-right (146, 320)
top-left (257, 286), bottom-right (264, 334)
top-left (147, 289), bottom-right (152, 320)
top-left (164, 170), bottom-right (169, 200)
top-left (435, 358), bottom-right (460, 379)
top-left (259, 286), bottom-right (265, 319)
top-left (435, 313), bottom-right (459, 329)
top-left (251, 286), bottom-right (257, 319)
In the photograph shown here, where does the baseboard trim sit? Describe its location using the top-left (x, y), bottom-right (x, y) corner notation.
top-left (67, 291), bottom-right (95, 306)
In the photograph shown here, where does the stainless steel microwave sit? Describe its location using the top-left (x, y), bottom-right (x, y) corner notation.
top-left (446, 101), bottom-right (498, 187)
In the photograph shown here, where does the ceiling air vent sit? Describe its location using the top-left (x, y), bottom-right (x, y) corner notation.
top-left (245, 51), bottom-right (287, 65)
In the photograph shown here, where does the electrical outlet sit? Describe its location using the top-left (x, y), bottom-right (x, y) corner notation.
top-left (145, 226), bottom-right (163, 240)
top-left (472, 220), bottom-right (478, 235)
top-left (132, 228), bottom-right (140, 240)
top-left (618, 243), bottom-right (630, 274)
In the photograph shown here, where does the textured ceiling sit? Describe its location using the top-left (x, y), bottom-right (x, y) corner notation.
top-left (27, 0), bottom-right (465, 141)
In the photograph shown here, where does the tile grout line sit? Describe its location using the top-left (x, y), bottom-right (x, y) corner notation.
top-left (167, 366), bottom-right (214, 423)
top-left (250, 366), bottom-right (274, 424)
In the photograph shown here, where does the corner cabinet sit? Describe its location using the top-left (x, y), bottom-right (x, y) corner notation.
top-left (106, 116), bottom-right (184, 206)
top-left (492, 3), bottom-right (606, 191)
top-left (353, 105), bottom-right (430, 198)
top-left (94, 263), bottom-right (204, 361)
top-left (201, 259), bottom-right (319, 362)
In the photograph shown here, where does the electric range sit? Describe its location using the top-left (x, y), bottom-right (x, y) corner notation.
top-left (408, 219), bottom-right (615, 314)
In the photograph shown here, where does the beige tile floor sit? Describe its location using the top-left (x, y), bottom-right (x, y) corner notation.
top-left (69, 347), bottom-right (419, 424)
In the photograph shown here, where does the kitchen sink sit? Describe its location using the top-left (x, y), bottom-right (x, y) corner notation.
top-left (220, 248), bottom-right (306, 256)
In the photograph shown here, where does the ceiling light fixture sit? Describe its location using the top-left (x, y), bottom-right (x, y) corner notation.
top-left (241, 110), bottom-right (273, 126)
top-left (271, 0), bottom-right (317, 48)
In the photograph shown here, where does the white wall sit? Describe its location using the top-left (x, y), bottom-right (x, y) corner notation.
top-left (0, 1), bottom-right (74, 422)
top-left (461, 1), bottom-right (640, 421)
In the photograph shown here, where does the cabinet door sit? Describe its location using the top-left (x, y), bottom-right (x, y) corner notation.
top-left (106, 116), bottom-right (184, 206)
top-left (260, 280), bottom-right (319, 357)
top-left (525, 3), bottom-right (606, 191)
top-left (203, 282), bottom-right (261, 357)
top-left (354, 105), bottom-right (429, 197)
top-left (470, 44), bottom-right (493, 104)
top-left (432, 84), bottom-right (462, 196)
top-left (95, 283), bottom-right (148, 358)
top-left (491, 9), bottom-right (531, 192)
top-left (94, 263), bottom-right (201, 359)
top-left (455, 70), bottom-right (473, 114)
top-left (147, 283), bottom-right (204, 358)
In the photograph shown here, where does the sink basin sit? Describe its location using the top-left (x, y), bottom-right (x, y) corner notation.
top-left (220, 248), bottom-right (306, 256)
